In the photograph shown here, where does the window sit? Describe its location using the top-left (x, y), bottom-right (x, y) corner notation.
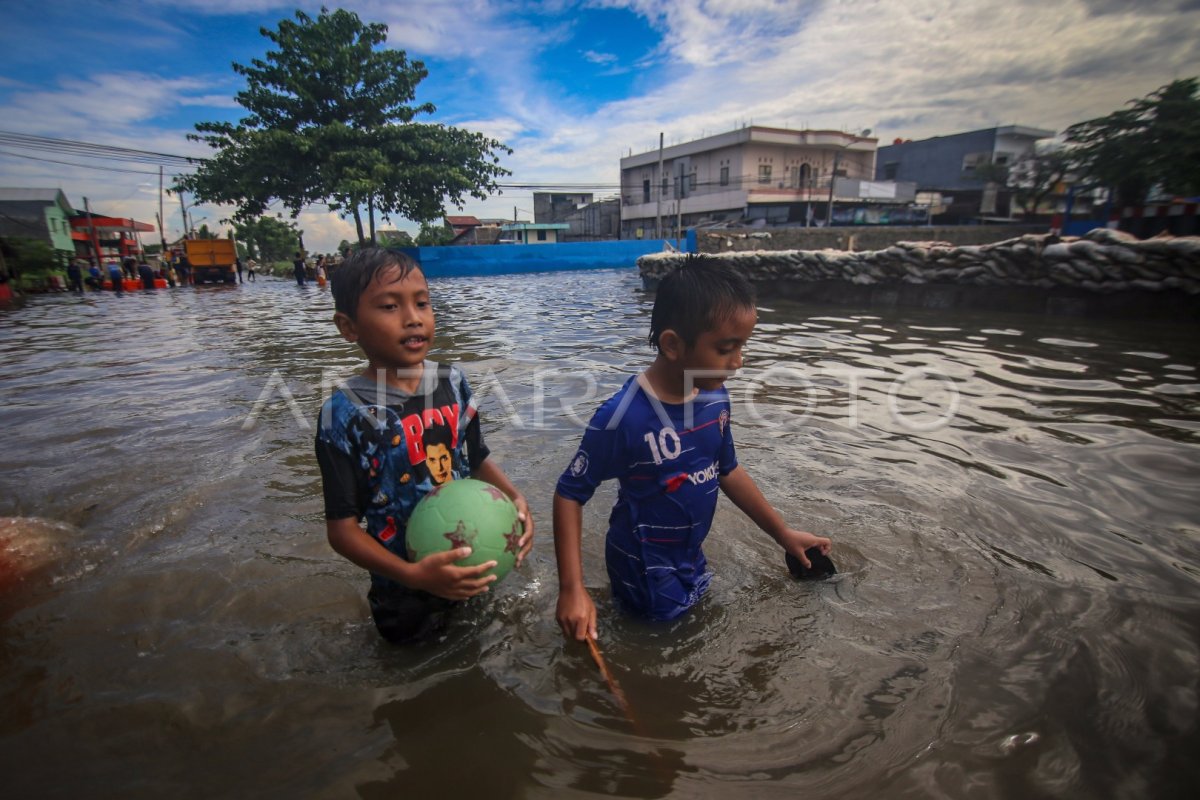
top-left (883, 162), bottom-right (898, 180)
top-left (643, 179), bottom-right (651, 204)
top-left (537, 230), bottom-right (547, 241)
top-left (720, 166), bottom-right (729, 186)
top-left (747, 204), bottom-right (789, 223)
top-left (662, 177), bottom-right (669, 198)
top-left (961, 152), bottom-right (989, 174)
top-left (690, 169), bottom-right (697, 193)
top-left (758, 165), bottom-right (772, 184)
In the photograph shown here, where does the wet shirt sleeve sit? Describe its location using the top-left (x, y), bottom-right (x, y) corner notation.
top-left (718, 395), bottom-right (738, 476)
top-left (555, 397), bottom-right (627, 505)
top-left (315, 433), bottom-right (367, 521)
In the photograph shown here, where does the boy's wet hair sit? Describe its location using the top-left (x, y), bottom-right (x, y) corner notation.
top-left (331, 248), bottom-right (423, 319)
top-left (648, 255), bottom-right (756, 350)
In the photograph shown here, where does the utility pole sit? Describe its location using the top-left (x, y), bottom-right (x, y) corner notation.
top-left (158, 166), bottom-right (166, 250)
top-left (655, 132), bottom-right (664, 240)
top-left (826, 149), bottom-right (842, 227)
top-left (83, 196), bottom-right (101, 265)
top-left (177, 189), bottom-right (188, 240)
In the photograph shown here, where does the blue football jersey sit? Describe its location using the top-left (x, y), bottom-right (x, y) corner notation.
top-left (556, 375), bottom-right (738, 620)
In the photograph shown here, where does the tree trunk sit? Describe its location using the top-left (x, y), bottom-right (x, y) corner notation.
top-left (368, 197), bottom-right (377, 246)
top-left (353, 207), bottom-right (366, 246)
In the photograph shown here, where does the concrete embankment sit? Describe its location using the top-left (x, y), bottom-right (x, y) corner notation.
top-left (639, 228), bottom-right (1200, 319)
top-left (696, 224), bottom-right (1047, 253)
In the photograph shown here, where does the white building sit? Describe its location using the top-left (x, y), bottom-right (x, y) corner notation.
top-left (499, 222), bottom-right (570, 244)
top-left (619, 126), bottom-right (881, 237)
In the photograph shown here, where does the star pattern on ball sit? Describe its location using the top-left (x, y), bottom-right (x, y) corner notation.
top-left (482, 485), bottom-right (506, 502)
top-left (503, 520), bottom-right (522, 555)
top-left (443, 520), bottom-right (474, 550)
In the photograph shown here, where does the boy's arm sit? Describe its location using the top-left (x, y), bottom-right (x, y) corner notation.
top-left (718, 466), bottom-right (831, 570)
top-left (471, 457), bottom-right (534, 564)
top-left (325, 517), bottom-right (498, 600)
top-left (553, 492), bottom-right (597, 641)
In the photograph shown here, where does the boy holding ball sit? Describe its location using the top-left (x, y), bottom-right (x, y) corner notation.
top-left (315, 248), bottom-right (533, 643)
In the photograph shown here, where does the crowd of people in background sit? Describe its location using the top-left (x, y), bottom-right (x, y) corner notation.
top-left (61, 256), bottom-right (170, 294)
top-left (292, 251), bottom-right (341, 286)
top-left (18, 248), bottom-right (351, 295)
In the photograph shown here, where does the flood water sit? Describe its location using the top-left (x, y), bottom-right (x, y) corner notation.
top-left (1, 269), bottom-right (1198, 799)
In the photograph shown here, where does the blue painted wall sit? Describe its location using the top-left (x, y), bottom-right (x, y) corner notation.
top-left (398, 238), bottom-right (681, 278)
top-left (876, 129), bottom-right (996, 191)
top-left (1062, 219), bottom-right (1108, 237)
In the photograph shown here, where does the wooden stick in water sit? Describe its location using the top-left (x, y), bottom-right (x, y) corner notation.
top-left (586, 635), bottom-right (677, 786)
top-left (586, 634), bottom-right (639, 728)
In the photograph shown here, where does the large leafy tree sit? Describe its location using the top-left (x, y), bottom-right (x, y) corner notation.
top-left (233, 215), bottom-right (301, 262)
top-left (968, 147), bottom-right (1070, 217)
top-left (1065, 77), bottom-right (1200, 206)
top-left (1006, 146), bottom-right (1072, 216)
top-left (178, 8), bottom-right (510, 243)
top-left (377, 229), bottom-right (415, 247)
top-left (415, 221), bottom-right (455, 246)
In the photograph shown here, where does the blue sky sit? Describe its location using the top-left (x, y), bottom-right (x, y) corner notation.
top-left (1, 0), bottom-right (1198, 252)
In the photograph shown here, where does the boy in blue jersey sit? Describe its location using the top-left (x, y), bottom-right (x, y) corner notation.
top-left (315, 248), bottom-right (534, 643)
top-left (553, 257), bottom-right (832, 639)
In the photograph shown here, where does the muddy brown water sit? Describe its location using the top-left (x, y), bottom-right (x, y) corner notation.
top-left (1, 269), bottom-right (1197, 798)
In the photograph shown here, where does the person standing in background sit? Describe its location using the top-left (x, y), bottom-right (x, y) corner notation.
top-left (66, 260), bottom-right (84, 293)
top-left (86, 260), bottom-right (102, 290)
top-left (107, 260), bottom-right (124, 294)
top-left (138, 261), bottom-right (156, 290)
top-left (293, 251), bottom-right (307, 286)
top-left (176, 251), bottom-right (192, 286)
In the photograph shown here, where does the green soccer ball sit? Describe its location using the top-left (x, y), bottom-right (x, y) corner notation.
top-left (405, 478), bottom-right (522, 582)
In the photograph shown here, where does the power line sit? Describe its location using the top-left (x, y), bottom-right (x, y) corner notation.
top-left (0, 147), bottom-right (193, 176)
top-left (0, 130), bottom-right (631, 195)
top-left (0, 130), bottom-right (198, 167)
top-left (496, 182), bottom-right (619, 190)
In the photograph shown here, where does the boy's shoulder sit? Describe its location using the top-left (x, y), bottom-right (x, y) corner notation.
top-left (589, 376), bottom-right (733, 431)
top-left (587, 375), bottom-right (647, 428)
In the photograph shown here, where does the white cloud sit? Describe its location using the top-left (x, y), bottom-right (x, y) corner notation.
top-left (582, 50), bottom-right (618, 65)
top-left (295, 208), bottom-right (360, 254)
top-left (551, 0), bottom-right (1199, 153)
top-left (177, 94), bottom-right (242, 109)
top-left (0, 72), bottom-right (230, 144)
top-left (446, 0), bottom-right (1200, 222)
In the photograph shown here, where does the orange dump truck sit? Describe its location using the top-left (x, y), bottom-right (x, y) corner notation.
top-left (183, 238), bottom-right (238, 284)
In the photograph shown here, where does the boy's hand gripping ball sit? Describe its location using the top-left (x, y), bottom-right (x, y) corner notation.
top-left (405, 478), bottom-right (523, 582)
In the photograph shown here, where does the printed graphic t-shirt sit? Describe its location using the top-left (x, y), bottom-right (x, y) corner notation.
top-left (315, 362), bottom-right (489, 594)
top-left (556, 375), bottom-right (738, 620)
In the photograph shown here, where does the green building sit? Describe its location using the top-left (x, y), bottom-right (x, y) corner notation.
top-left (0, 187), bottom-right (78, 266)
